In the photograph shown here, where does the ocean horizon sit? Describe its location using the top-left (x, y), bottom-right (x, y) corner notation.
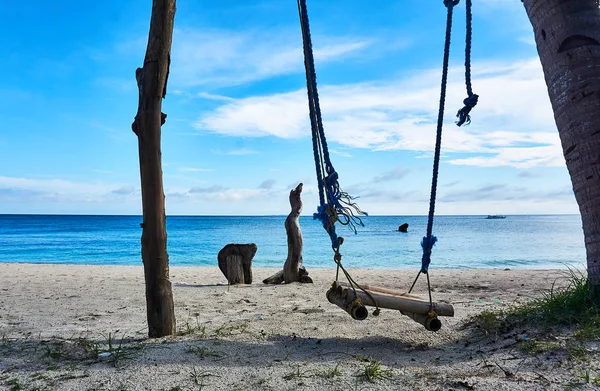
top-left (0, 214), bottom-right (586, 270)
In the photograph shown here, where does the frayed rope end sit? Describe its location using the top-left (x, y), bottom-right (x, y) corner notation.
top-left (456, 94), bottom-right (478, 127)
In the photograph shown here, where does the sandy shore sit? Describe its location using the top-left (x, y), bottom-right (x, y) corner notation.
top-left (0, 264), bottom-right (597, 390)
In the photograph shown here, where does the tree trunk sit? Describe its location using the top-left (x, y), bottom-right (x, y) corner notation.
top-left (132, 0), bottom-right (177, 338)
top-left (523, 0), bottom-right (600, 301)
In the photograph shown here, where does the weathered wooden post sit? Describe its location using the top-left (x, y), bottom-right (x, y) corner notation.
top-left (132, 0), bottom-right (177, 338)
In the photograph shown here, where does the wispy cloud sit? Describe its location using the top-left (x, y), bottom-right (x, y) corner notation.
top-left (171, 185), bottom-right (269, 203)
top-left (330, 149), bottom-right (352, 158)
top-left (440, 183), bottom-right (574, 203)
top-left (93, 169), bottom-right (117, 174)
top-left (111, 185), bottom-right (137, 195)
top-left (0, 176), bottom-right (138, 203)
top-left (170, 28), bottom-right (372, 88)
top-left (196, 92), bottom-right (235, 102)
top-left (195, 58), bottom-right (561, 168)
top-left (258, 179), bottom-right (276, 190)
top-left (227, 148), bottom-right (259, 155)
top-left (371, 167), bottom-right (410, 183)
top-left (518, 170), bottom-right (544, 178)
top-left (189, 185), bottom-right (226, 194)
top-left (178, 167), bottom-right (214, 173)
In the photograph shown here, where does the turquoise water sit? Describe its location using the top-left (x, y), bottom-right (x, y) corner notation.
top-left (0, 214), bottom-right (586, 269)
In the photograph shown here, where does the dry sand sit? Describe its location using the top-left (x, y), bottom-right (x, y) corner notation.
top-left (0, 263), bottom-right (597, 390)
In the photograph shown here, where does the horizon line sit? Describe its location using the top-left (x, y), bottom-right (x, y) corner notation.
top-left (0, 213), bottom-right (581, 217)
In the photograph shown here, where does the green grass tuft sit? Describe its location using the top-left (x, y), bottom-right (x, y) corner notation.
top-left (318, 363), bottom-right (342, 379)
top-left (472, 269), bottom-right (599, 338)
top-left (357, 360), bottom-right (392, 382)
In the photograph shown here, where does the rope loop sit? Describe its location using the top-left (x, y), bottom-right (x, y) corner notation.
top-left (456, 0), bottom-right (478, 127)
top-left (444, 0), bottom-right (459, 7)
top-left (456, 93), bottom-right (479, 126)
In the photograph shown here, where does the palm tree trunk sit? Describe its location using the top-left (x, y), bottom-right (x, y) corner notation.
top-left (523, 0), bottom-right (600, 301)
top-left (132, 0), bottom-right (177, 337)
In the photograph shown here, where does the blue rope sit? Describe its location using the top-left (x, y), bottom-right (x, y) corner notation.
top-left (298, 0), bottom-right (366, 250)
top-left (421, 0), bottom-right (457, 274)
top-left (456, 0), bottom-right (478, 127)
top-left (298, 1), bottom-right (326, 208)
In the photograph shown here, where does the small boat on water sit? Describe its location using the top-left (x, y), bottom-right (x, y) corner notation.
top-left (486, 215), bottom-right (506, 219)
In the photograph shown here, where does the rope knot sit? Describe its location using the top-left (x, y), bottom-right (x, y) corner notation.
top-left (313, 204), bottom-right (339, 249)
top-left (456, 93), bottom-right (478, 127)
top-left (444, 0), bottom-right (459, 7)
top-left (420, 235), bottom-right (438, 273)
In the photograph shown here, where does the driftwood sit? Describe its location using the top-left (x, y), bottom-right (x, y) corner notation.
top-left (337, 282), bottom-right (423, 300)
top-left (326, 281), bottom-right (454, 331)
top-left (217, 244), bottom-right (256, 285)
top-left (225, 255), bottom-right (244, 285)
top-left (263, 266), bottom-right (311, 284)
top-left (325, 283), bottom-right (368, 320)
top-left (329, 282), bottom-right (454, 316)
top-left (263, 183), bottom-right (312, 284)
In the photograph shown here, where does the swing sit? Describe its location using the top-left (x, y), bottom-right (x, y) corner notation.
top-left (297, 0), bottom-right (478, 332)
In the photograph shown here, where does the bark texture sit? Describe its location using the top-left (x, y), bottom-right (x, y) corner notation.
top-left (217, 243), bottom-right (256, 284)
top-left (132, 0), bottom-right (177, 337)
top-left (523, 0), bottom-right (600, 300)
top-left (225, 255), bottom-right (245, 285)
top-left (283, 183), bottom-right (311, 283)
top-left (263, 184), bottom-right (312, 284)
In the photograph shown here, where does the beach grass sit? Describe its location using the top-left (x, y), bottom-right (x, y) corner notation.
top-left (357, 360), bottom-right (393, 382)
top-left (472, 268), bottom-right (600, 338)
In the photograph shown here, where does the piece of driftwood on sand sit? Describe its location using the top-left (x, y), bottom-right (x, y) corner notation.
top-left (217, 243), bottom-right (256, 285)
top-left (263, 183), bottom-right (312, 284)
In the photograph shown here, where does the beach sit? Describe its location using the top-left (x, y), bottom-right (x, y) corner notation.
top-left (0, 264), bottom-right (597, 390)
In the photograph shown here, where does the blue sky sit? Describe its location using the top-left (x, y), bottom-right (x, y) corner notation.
top-left (0, 0), bottom-right (578, 216)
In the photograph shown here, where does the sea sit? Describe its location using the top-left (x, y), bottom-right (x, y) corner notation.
top-left (0, 214), bottom-right (587, 270)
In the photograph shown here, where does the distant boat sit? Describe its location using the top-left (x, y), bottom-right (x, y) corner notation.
top-left (486, 215), bottom-right (506, 219)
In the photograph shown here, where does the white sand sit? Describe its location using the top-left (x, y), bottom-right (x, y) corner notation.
top-left (0, 264), bottom-right (597, 390)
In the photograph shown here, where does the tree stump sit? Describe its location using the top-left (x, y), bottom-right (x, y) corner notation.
top-left (217, 243), bottom-right (256, 285)
top-left (263, 183), bottom-right (312, 284)
top-left (225, 254), bottom-right (245, 285)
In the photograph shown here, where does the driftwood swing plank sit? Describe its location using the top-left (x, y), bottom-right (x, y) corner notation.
top-left (326, 281), bottom-right (454, 332)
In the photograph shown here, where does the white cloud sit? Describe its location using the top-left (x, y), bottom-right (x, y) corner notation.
top-left (227, 148), bottom-right (259, 155)
top-left (196, 92), bottom-right (235, 102)
top-left (178, 167), bottom-right (214, 173)
top-left (194, 58), bottom-right (561, 168)
top-left (0, 176), bottom-right (138, 203)
top-left (330, 149), bottom-right (352, 158)
top-left (170, 28), bottom-right (371, 88)
top-left (168, 186), bottom-right (270, 203)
